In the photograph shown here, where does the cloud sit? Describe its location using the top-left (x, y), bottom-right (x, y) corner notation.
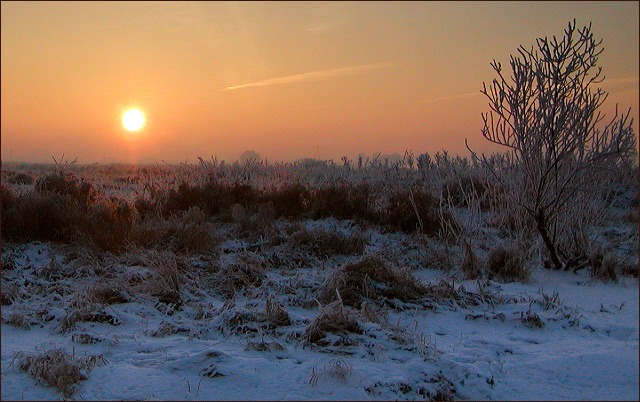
top-left (223, 62), bottom-right (396, 91)
top-left (599, 76), bottom-right (639, 94)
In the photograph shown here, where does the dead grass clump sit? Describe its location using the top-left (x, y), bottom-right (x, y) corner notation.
top-left (7, 172), bottom-right (35, 185)
top-left (1, 190), bottom-right (82, 243)
top-left (231, 203), bottom-right (277, 239)
top-left (442, 174), bottom-right (489, 209)
top-left (213, 253), bottom-right (266, 298)
top-left (161, 181), bottom-right (258, 218)
top-left (589, 250), bottom-right (619, 282)
top-left (35, 172), bottom-right (98, 207)
top-left (310, 182), bottom-right (374, 221)
top-left (89, 284), bottom-right (129, 305)
top-left (264, 182), bottom-right (311, 218)
top-left (140, 250), bottom-right (183, 307)
top-left (133, 206), bottom-right (219, 254)
top-left (16, 348), bottom-right (107, 397)
top-left (383, 187), bottom-right (441, 234)
top-left (288, 226), bottom-right (365, 259)
top-left (147, 320), bottom-right (191, 337)
top-left (304, 299), bottom-right (362, 343)
top-left (265, 296), bottom-right (291, 327)
top-left (4, 313), bottom-right (32, 329)
top-left (423, 280), bottom-right (487, 309)
top-left (486, 245), bottom-right (529, 282)
top-left (460, 241), bottom-right (482, 279)
top-left (59, 309), bottom-right (122, 333)
top-left (80, 197), bottom-right (137, 252)
top-left (318, 255), bottom-right (427, 307)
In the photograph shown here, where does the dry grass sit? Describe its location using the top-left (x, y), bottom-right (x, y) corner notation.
top-left (486, 244), bottom-right (529, 282)
top-left (15, 348), bottom-right (107, 397)
top-left (304, 299), bottom-right (362, 344)
top-left (460, 241), bottom-right (482, 279)
top-left (287, 225), bottom-right (366, 259)
top-left (132, 206), bottom-right (220, 254)
top-left (318, 255), bottom-right (427, 307)
top-left (212, 252), bottom-right (266, 299)
top-left (264, 296), bottom-right (291, 327)
top-left (231, 202), bottom-right (277, 239)
top-left (589, 250), bottom-right (619, 282)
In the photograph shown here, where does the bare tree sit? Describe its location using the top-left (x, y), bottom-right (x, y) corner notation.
top-left (468, 19), bottom-right (636, 270)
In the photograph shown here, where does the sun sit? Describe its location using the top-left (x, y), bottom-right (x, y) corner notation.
top-left (122, 109), bottom-right (146, 132)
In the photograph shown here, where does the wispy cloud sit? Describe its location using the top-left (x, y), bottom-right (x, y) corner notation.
top-left (599, 76), bottom-right (639, 93)
top-left (223, 62), bottom-right (396, 91)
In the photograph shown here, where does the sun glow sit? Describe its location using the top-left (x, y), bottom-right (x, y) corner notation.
top-left (122, 109), bottom-right (146, 132)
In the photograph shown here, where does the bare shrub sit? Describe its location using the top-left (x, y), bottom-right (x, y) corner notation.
top-left (305, 299), bottom-right (361, 343)
top-left (486, 245), bottom-right (529, 282)
top-left (318, 255), bottom-right (427, 307)
top-left (16, 348), bottom-right (107, 397)
top-left (472, 19), bottom-right (637, 270)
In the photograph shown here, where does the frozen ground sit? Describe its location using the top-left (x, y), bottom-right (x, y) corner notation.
top-left (1, 226), bottom-right (638, 401)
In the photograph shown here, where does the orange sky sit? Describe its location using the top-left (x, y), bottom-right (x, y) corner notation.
top-left (1, 1), bottom-right (638, 164)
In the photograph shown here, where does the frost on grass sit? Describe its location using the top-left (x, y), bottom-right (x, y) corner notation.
top-left (14, 348), bottom-right (107, 398)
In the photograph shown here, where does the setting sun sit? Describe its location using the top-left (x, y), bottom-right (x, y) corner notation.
top-left (122, 109), bottom-right (145, 132)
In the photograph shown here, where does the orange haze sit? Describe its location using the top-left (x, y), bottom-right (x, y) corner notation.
top-left (2, 1), bottom-right (638, 164)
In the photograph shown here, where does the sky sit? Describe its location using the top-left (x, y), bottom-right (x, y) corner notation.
top-left (1, 1), bottom-right (638, 164)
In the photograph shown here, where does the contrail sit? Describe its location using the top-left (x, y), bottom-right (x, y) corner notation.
top-left (223, 62), bottom-right (396, 90)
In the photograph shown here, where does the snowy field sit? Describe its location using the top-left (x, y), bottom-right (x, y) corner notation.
top-left (1, 229), bottom-right (638, 401)
top-left (1, 161), bottom-right (638, 400)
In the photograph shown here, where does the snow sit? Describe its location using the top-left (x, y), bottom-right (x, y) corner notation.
top-left (1, 223), bottom-right (638, 401)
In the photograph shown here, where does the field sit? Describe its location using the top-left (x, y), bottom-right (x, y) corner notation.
top-left (1, 155), bottom-right (638, 400)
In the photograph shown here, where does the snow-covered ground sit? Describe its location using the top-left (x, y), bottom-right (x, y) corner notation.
top-left (2, 219), bottom-right (638, 401)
